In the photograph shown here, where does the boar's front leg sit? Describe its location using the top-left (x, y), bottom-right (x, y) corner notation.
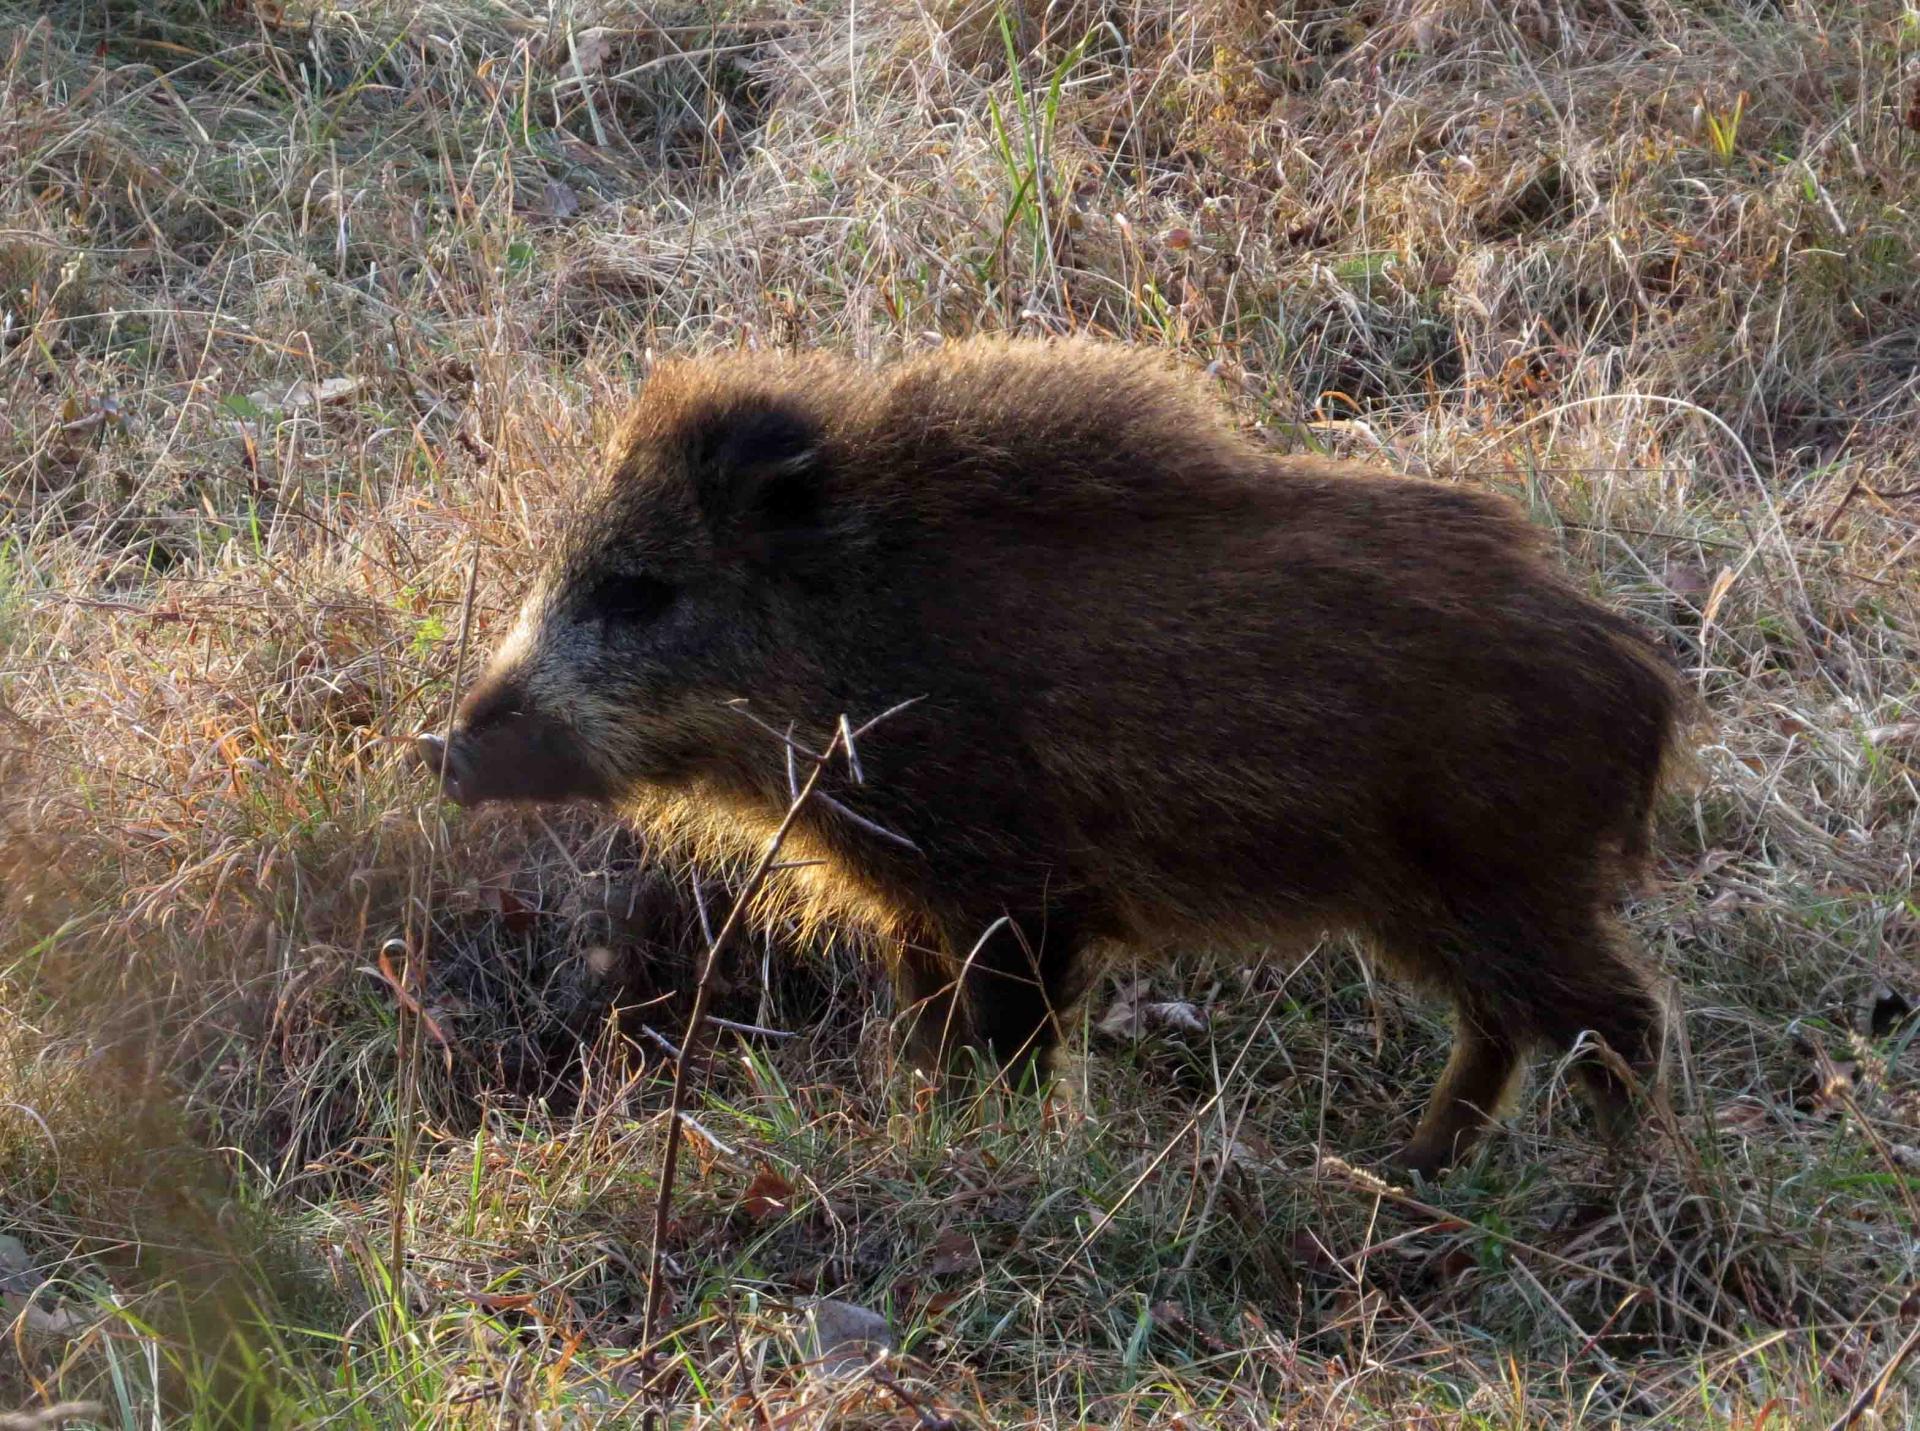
top-left (893, 907), bottom-right (1090, 1091)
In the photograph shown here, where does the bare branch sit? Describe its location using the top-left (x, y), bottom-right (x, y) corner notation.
top-left (838, 713), bottom-right (863, 783)
top-left (640, 715), bottom-right (849, 1353)
top-left (689, 878), bottom-right (718, 950)
top-left (723, 698), bottom-right (826, 761)
top-left (675, 1113), bottom-right (738, 1162)
top-left (708, 1015), bottom-right (798, 1040)
top-left (851, 694), bottom-right (927, 740)
top-left (815, 791), bottom-right (921, 852)
top-left (638, 1025), bottom-right (683, 1062)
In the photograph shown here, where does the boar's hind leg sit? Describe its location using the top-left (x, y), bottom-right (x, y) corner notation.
top-left (1536, 916), bottom-right (1665, 1147)
top-left (1386, 907), bottom-right (1663, 1178)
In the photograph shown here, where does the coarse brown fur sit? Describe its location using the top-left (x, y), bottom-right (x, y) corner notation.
top-left (419, 337), bottom-right (1690, 1178)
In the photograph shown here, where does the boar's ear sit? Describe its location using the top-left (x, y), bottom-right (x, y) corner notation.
top-left (688, 400), bottom-right (828, 563)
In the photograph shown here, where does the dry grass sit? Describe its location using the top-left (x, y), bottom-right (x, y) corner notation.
top-left (0, 0), bottom-right (1916, 1425)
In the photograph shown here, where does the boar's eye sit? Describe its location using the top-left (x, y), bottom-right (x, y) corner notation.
top-left (581, 571), bottom-right (675, 627)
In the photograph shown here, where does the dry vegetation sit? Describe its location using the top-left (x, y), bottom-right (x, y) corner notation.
top-left (1, 0), bottom-right (1917, 1425)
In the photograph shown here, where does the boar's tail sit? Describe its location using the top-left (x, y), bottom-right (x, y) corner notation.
top-left (1599, 610), bottom-right (1695, 880)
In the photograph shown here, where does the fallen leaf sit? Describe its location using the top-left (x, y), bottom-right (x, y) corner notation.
top-left (0, 1234), bottom-right (35, 1293)
top-left (1863, 722), bottom-right (1920, 749)
top-left (0, 1241), bottom-right (86, 1341)
top-left (473, 881), bottom-right (537, 933)
top-left (280, 376), bottom-right (367, 409)
top-left (1711, 1098), bottom-right (1773, 1135)
top-left (1200, 1136), bottom-right (1279, 1176)
top-left (362, 945), bottom-right (455, 1070)
top-left (1096, 977), bottom-right (1151, 1038)
top-left (1821, 1332), bottom-right (1869, 1393)
top-left (1662, 559), bottom-right (1709, 599)
top-left (926, 1228), bottom-right (977, 1277)
top-left (2, 1291), bottom-right (88, 1337)
top-left (739, 1167), bottom-right (794, 1221)
top-left (1150, 1298), bottom-right (1189, 1329)
top-left (540, 179), bottom-right (581, 219)
top-left (1144, 1000), bottom-right (1207, 1033)
top-left (1690, 848), bottom-right (1738, 881)
top-left (0, 1400), bottom-right (103, 1427)
top-left (1289, 1229), bottom-right (1339, 1274)
top-left (924, 1289), bottom-right (966, 1319)
top-left (468, 1291), bottom-right (537, 1313)
top-left (803, 1298), bottom-right (893, 1378)
top-left (1096, 979), bottom-right (1209, 1040)
top-left (564, 26), bottom-right (612, 78)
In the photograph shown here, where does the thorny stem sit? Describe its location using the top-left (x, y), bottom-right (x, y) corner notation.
top-left (639, 712), bottom-right (882, 1362)
top-left (391, 545), bottom-right (484, 1304)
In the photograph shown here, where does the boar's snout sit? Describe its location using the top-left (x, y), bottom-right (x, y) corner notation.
top-left (412, 686), bottom-right (612, 808)
top-left (411, 730), bottom-right (469, 803)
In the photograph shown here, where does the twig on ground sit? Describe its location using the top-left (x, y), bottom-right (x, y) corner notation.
top-left (1825, 1319), bottom-right (1920, 1431)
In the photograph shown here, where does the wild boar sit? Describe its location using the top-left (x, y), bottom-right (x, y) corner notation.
top-left (417, 338), bottom-right (1685, 1176)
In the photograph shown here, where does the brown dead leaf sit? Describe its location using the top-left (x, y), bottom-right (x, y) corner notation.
top-left (564, 26), bottom-right (612, 78)
top-left (924, 1289), bottom-right (966, 1319)
top-left (292, 375), bottom-right (365, 407)
top-left (0, 1400), bottom-right (106, 1428)
top-left (1096, 977), bottom-right (1150, 1036)
top-left (1712, 1097), bottom-right (1773, 1136)
top-left (362, 943), bottom-right (454, 1070)
top-left (926, 1228), bottom-right (977, 1277)
top-left (1, 1291), bottom-right (88, 1338)
top-left (803, 1298), bottom-right (893, 1378)
top-left (1199, 1135), bottom-right (1279, 1177)
top-left (0, 1240), bottom-right (87, 1340)
top-left (740, 1166), bottom-right (794, 1221)
top-left (540, 179), bottom-right (581, 220)
top-left (1289, 1229), bottom-right (1339, 1274)
top-left (468, 1291), bottom-right (537, 1314)
top-left (1150, 1298), bottom-right (1189, 1330)
top-left (1820, 1331), bottom-right (1869, 1393)
top-left (1690, 848), bottom-right (1738, 881)
top-left (473, 881), bottom-right (537, 933)
top-left (1661, 559), bottom-right (1709, 599)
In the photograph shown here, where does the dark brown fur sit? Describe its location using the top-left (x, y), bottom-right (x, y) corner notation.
top-left (419, 338), bottom-right (1687, 1177)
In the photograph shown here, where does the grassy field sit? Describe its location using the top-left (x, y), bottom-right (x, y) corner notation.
top-left (1, 0), bottom-right (1917, 1425)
